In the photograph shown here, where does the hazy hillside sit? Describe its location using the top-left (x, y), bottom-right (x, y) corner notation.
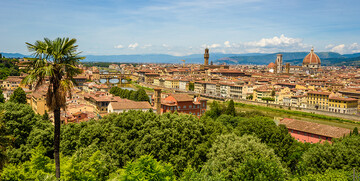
top-left (1, 51), bottom-right (359, 66)
top-left (214, 52), bottom-right (343, 65)
top-left (0, 52), bottom-right (30, 58)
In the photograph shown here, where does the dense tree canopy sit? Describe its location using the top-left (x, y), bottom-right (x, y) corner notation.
top-left (301, 135), bottom-right (360, 173)
top-left (0, 58), bottom-right (21, 80)
top-left (224, 100), bottom-right (236, 116)
top-left (203, 134), bottom-right (287, 180)
top-left (112, 155), bottom-right (176, 181)
top-left (110, 87), bottom-right (149, 102)
top-left (9, 87), bottom-right (26, 104)
top-left (0, 100), bottom-right (359, 180)
top-left (0, 89), bottom-right (5, 103)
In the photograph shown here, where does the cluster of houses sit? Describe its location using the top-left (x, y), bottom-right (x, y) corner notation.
top-left (1, 48), bottom-right (359, 144)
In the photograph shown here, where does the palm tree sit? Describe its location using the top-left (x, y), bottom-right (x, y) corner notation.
top-left (22, 37), bottom-right (84, 178)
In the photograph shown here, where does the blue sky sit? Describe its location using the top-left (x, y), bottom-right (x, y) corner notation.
top-left (1, 0), bottom-right (360, 55)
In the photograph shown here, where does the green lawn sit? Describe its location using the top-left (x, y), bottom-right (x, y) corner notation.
top-left (233, 102), bottom-right (359, 129)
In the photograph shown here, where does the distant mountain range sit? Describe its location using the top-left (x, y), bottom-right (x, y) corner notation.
top-left (214, 52), bottom-right (360, 66)
top-left (1, 51), bottom-right (360, 66)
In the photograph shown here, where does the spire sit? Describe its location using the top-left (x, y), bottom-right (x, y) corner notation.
top-left (311, 47), bottom-right (314, 53)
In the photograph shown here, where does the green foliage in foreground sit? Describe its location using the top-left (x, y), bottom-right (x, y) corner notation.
top-left (204, 134), bottom-right (287, 180)
top-left (0, 89), bottom-right (5, 103)
top-left (1, 100), bottom-right (359, 180)
top-left (301, 135), bottom-right (360, 173)
top-left (9, 87), bottom-right (27, 104)
top-left (110, 155), bottom-right (176, 181)
top-left (293, 169), bottom-right (353, 181)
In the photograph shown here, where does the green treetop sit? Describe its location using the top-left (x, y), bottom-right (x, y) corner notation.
top-left (9, 87), bottom-right (26, 104)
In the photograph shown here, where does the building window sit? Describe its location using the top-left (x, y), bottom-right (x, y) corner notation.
top-left (183, 105), bottom-right (186, 109)
top-left (189, 105), bottom-right (192, 108)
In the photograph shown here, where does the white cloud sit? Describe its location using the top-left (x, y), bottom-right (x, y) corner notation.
top-left (325, 44), bottom-right (334, 49)
top-left (128, 43), bottom-right (139, 49)
top-left (349, 43), bottom-right (360, 53)
top-left (114, 44), bottom-right (124, 49)
top-left (326, 43), bottom-right (360, 54)
top-left (162, 44), bottom-right (169, 47)
top-left (330, 44), bottom-right (345, 54)
top-left (224, 41), bottom-right (231, 48)
top-left (246, 34), bottom-right (304, 48)
top-left (198, 35), bottom-right (309, 54)
top-left (209, 44), bottom-right (221, 48)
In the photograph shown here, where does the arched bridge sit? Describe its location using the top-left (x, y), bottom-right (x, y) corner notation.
top-left (99, 72), bottom-right (134, 83)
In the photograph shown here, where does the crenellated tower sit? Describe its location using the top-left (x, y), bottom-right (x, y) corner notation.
top-left (204, 48), bottom-right (209, 66)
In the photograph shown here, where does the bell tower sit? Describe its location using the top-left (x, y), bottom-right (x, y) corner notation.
top-left (204, 48), bottom-right (209, 66)
top-left (275, 54), bottom-right (283, 74)
top-left (154, 88), bottom-right (162, 114)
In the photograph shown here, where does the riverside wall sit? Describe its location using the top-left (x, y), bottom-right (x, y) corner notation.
top-left (233, 99), bottom-right (360, 122)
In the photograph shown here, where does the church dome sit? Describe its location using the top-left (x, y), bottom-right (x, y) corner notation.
top-left (268, 62), bottom-right (275, 68)
top-left (303, 47), bottom-right (321, 65)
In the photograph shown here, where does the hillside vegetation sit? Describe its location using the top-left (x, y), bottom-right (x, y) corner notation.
top-left (0, 101), bottom-right (359, 180)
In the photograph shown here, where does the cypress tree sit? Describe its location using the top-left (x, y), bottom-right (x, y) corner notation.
top-left (225, 99), bottom-right (236, 116)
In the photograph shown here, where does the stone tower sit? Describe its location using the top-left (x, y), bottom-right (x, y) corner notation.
top-left (275, 54), bottom-right (283, 74)
top-left (154, 88), bottom-right (162, 114)
top-left (285, 63), bottom-right (290, 74)
top-left (204, 48), bottom-right (209, 66)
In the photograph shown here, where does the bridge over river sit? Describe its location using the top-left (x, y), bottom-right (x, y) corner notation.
top-left (99, 72), bottom-right (135, 84)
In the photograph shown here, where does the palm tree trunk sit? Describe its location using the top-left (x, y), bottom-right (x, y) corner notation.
top-left (54, 107), bottom-right (61, 178)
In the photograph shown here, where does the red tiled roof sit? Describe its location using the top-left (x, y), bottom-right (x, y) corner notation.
top-left (110, 100), bottom-right (151, 110)
top-left (303, 48), bottom-right (321, 65)
top-left (280, 118), bottom-right (350, 138)
top-left (169, 93), bottom-right (193, 102)
top-left (329, 97), bottom-right (358, 102)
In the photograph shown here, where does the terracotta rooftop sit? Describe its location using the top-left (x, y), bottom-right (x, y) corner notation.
top-left (110, 100), bottom-right (152, 110)
top-left (303, 48), bottom-right (321, 65)
top-left (329, 97), bottom-right (358, 102)
top-left (280, 118), bottom-right (351, 138)
top-left (169, 93), bottom-right (193, 102)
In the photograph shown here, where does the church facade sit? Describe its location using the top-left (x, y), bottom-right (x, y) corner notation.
top-left (268, 48), bottom-right (321, 75)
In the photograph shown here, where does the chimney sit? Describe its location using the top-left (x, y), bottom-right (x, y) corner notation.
top-left (154, 88), bottom-right (162, 114)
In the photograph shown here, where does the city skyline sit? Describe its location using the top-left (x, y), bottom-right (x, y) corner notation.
top-left (1, 0), bottom-right (360, 56)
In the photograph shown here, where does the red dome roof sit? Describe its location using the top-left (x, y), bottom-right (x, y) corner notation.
top-left (303, 48), bottom-right (321, 65)
top-left (268, 62), bottom-right (275, 68)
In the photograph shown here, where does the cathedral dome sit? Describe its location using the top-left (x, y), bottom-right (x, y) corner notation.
top-left (303, 47), bottom-right (321, 65)
top-left (268, 62), bottom-right (275, 68)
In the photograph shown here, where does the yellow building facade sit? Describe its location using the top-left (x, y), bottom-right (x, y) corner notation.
top-left (306, 91), bottom-right (330, 111)
top-left (328, 97), bottom-right (358, 114)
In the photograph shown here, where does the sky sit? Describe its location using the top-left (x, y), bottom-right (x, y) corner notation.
top-left (1, 0), bottom-right (360, 56)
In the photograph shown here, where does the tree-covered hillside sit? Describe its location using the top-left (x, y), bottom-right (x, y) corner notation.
top-left (0, 101), bottom-right (359, 180)
top-left (0, 58), bottom-right (21, 80)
